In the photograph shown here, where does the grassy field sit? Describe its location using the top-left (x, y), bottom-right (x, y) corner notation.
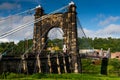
top-left (0, 73), bottom-right (120, 80)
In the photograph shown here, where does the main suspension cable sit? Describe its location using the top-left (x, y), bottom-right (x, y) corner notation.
top-left (0, 5), bottom-right (69, 39)
top-left (0, 7), bottom-right (36, 22)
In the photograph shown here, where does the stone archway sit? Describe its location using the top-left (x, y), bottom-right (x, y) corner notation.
top-left (48, 27), bottom-right (63, 40)
top-left (33, 3), bottom-right (81, 73)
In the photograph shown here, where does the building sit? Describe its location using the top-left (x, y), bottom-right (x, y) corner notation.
top-left (111, 52), bottom-right (120, 59)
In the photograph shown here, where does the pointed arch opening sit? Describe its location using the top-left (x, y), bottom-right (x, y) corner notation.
top-left (47, 27), bottom-right (64, 53)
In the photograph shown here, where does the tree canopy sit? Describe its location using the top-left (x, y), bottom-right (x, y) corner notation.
top-left (0, 37), bottom-right (120, 56)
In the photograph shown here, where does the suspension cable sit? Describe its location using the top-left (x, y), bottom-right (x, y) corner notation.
top-left (2, 20), bottom-right (64, 58)
top-left (0, 7), bottom-right (36, 22)
top-left (0, 24), bottom-right (34, 56)
top-left (22, 26), bottom-right (51, 56)
top-left (0, 4), bottom-right (69, 58)
top-left (34, 27), bottom-right (64, 73)
top-left (77, 16), bottom-right (92, 49)
top-left (33, 37), bottom-right (49, 73)
top-left (23, 23), bottom-right (64, 56)
top-left (1, 42), bottom-right (11, 55)
top-left (77, 17), bottom-right (87, 38)
top-left (21, 4), bottom-right (69, 56)
top-left (0, 5), bottom-right (69, 39)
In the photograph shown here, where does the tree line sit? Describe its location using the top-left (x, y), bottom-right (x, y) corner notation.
top-left (0, 37), bottom-right (120, 56)
top-left (78, 37), bottom-right (120, 52)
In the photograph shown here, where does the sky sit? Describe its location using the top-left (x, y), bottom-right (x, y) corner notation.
top-left (1, 0), bottom-right (120, 42)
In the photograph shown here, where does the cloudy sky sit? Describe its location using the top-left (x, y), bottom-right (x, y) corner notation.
top-left (0, 0), bottom-right (120, 42)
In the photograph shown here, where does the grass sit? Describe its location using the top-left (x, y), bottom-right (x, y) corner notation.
top-left (0, 73), bottom-right (120, 80)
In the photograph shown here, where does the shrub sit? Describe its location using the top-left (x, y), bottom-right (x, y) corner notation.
top-left (0, 72), bottom-right (26, 79)
top-left (81, 59), bottom-right (101, 74)
top-left (31, 73), bottom-right (46, 79)
top-left (109, 59), bottom-right (120, 76)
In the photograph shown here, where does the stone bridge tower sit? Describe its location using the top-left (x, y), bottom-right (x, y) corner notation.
top-left (33, 2), bottom-right (81, 73)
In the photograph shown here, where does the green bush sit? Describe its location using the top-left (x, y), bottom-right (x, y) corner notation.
top-left (0, 72), bottom-right (26, 79)
top-left (31, 73), bottom-right (47, 79)
top-left (108, 59), bottom-right (120, 76)
top-left (0, 72), bottom-right (9, 79)
top-left (81, 59), bottom-right (101, 74)
top-left (6, 73), bottom-right (25, 79)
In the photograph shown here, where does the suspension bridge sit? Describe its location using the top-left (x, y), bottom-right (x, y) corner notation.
top-left (0, 1), bottom-right (110, 74)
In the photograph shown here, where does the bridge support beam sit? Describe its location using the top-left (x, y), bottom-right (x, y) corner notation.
top-left (21, 56), bottom-right (28, 74)
top-left (47, 54), bottom-right (52, 73)
top-left (57, 55), bottom-right (61, 74)
top-left (63, 54), bottom-right (67, 73)
top-left (36, 55), bottom-right (41, 73)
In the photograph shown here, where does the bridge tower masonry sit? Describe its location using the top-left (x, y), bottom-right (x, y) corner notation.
top-left (33, 5), bottom-right (44, 54)
top-left (33, 2), bottom-right (82, 73)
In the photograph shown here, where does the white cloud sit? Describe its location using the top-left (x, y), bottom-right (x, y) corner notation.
top-left (99, 16), bottom-right (120, 26)
top-left (1, 12), bottom-right (120, 44)
top-left (48, 28), bottom-right (63, 39)
top-left (82, 24), bottom-right (120, 38)
top-left (98, 24), bottom-right (120, 33)
top-left (0, 15), bottom-right (34, 43)
top-left (91, 14), bottom-right (105, 23)
top-left (0, 38), bottom-right (9, 43)
top-left (0, 2), bottom-right (21, 10)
